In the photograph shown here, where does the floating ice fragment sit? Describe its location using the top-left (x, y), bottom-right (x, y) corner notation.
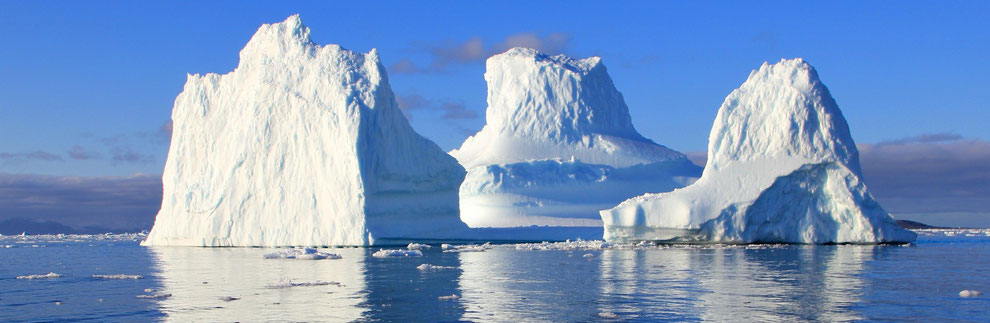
top-left (93, 274), bottom-right (143, 279)
top-left (137, 292), bottom-right (171, 299)
top-left (597, 312), bottom-right (620, 319)
top-left (959, 290), bottom-right (982, 297)
top-left (372, 249), bottom-right (423, 258)
top-left (438, 294), bottom-right (460, 301)
top-left (266, 278), bottom-right (341, 289)
top-left (441, 244), bottom-right (456, 251)
top-left (263, 248), bottom-right (341, 260)
top-left (417, 264), bottom-right (456, 271)
top-left (17, 272), bottom-right (62, 279)
top-left (582, 253), bottom-right (594, 258)
top-left (442, 243), bottom-right (491, 253)
top-left (407, 243), bottom-right (432, 250)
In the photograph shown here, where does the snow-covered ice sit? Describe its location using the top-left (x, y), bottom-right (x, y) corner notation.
top-left (372, 249), bottom-right (423, 258)
top-left (600, 58), bottom-right (917, 244)
top-left (441, 243), bottom-right (491, 253)
top-left (219, 296), bottom-right (241, 302)
top-left (263, 248), bottom-right (341, 260)
top-left (406, 243), bottom-right (432, 250)
top-left (142, 15), bottom-right (467, 247)
top-left (450, 48), bottom-right (701, 229)
top-left (93, 274), bottom-right (143, 279)
top-left (17, 272), bottom-right (62, 279)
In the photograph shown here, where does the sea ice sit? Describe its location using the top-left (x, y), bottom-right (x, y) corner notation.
top-left (600, 58), bottom-right (917, 244)
top-left (92, 274), bottom-right (143, 279)
top-left (407, 243), bottom-right (432, 250)
top-left (266, 278), bottom-right (340, 289)
top-left (959, 290), bottom-right (982, 297)
top-left (17, 272), bottom-right (62, 279)
top-left (263, 248), bottom-right (342, 260)
top-left (450, 48), bottom-right (701, 229)
top-left (142, 15), bottom-right (467, 247)
top-left (417, 264), bottom-right (457, 271)
top-left (372, 249), bottom-right (423, 258)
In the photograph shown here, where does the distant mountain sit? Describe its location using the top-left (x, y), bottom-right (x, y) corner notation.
top-left (896, 220), bottom-right (944, 229)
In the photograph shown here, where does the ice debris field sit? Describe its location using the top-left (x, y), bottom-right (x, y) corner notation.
top-left (133, 15), bottom-right (932, 247)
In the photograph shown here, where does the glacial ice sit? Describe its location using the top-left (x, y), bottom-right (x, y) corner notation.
top-left (450, 48), bottom-right (701, 229)
top-left (600, 58), bottom-right (916, 244)
top-left (142, 15), bottom-right (467, 247)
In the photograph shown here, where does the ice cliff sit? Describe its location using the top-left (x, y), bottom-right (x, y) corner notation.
top-left (600, 58), bottom-right (916, 244)
top-left (143, 15), bottom-right (467, 247)
top-left (450, 48), bottom-right (701, 228)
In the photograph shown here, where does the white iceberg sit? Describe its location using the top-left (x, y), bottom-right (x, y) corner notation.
top-left (600, 58), bottom-right (916, 244)
top-left (142, 15), bottom-right (467, 247)
top-left (450, 48), bottom-right (700, 229)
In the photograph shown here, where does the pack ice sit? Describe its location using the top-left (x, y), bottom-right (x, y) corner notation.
top-left (450, 48), bottom-right (701, 228)
top-left (142, 15), bottom-right (467, 247)
top-left (600, 58), bottom-right (916, 244)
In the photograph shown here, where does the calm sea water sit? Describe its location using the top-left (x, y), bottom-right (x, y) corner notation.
top-left (1, 230), bottom-right (988, 322)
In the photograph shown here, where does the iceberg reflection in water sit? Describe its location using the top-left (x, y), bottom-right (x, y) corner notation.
top-left (64, 230), bottom-right (984, 321)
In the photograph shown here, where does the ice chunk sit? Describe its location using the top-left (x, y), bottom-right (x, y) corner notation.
top-left (416, 264), bottom-right (456, 271)
top-left (263, 248), bottom-right (342, 260)
top-left (17, 272), bottom-right (62, 279)
top-left (451, 48), bottom-right (701, 229)
top-left (601, 58), bottom-right (916, 244)
top-left (266, 278), bottom-right (340, 289)
top-left (437, 294), bottom-right (460, 301)
top-left (372, 249), bottom-right (423, 258)
top-left (442, 243), bottom-right (491, 253)
top-left (959, 290), bottom-right (982, 297)
top-left (92, 274), bottom-right (143, 279)
top-left (407, 243), bottom-right (432, 250)
top-left (137, 292), bottom-right (171, 299)
top-left (142, 15), bottom-right (467, 247)
top-left (597, 312), bottom-right (620, 319)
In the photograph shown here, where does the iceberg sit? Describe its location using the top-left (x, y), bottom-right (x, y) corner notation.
top-left (601, 58), bottom-right (916, 244)
top-left (450, 48), bottom-right (701, 229)
top-left (142, 15), bottom-right (467, 247)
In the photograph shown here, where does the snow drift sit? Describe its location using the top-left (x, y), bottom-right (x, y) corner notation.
top-left (600, 58), bottom-right (916, 244)
top-left (450, 48), bottom-right (701, 228)
top-left (143, 15), bottom-right (467, 247)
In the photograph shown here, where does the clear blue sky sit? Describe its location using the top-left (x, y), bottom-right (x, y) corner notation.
top-left (1, 1), bottom-right (987, 177)
top-left (1, 1), bottom-right (988, 230)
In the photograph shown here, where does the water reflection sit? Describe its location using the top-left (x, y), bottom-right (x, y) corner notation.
top-left (147, 244), bottom-right (897, 321)
top-left (148, 247), bottom-right (368, 322)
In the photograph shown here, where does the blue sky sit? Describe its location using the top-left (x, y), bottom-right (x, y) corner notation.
top-left (0, 1), bottom-right (988, 230)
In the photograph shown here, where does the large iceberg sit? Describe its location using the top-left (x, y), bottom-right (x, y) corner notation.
top-left (450, 48), bottom-right (701, 228)
top-left (600, 58), bottom-right (916, 244)
top-left (143, 15), bottom-right (467, 247)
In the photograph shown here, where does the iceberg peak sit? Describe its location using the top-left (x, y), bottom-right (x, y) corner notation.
top-left (452, 48), bottom-right (685, 169)
top-left (707, 57), bottom-right (861, 175)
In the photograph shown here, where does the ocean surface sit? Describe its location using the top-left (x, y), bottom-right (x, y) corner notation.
top-left (1, 229), bottom-right (988, 322)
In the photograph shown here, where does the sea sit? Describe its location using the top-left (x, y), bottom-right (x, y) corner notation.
top-left (1, 229), bottom-right (988, 322)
